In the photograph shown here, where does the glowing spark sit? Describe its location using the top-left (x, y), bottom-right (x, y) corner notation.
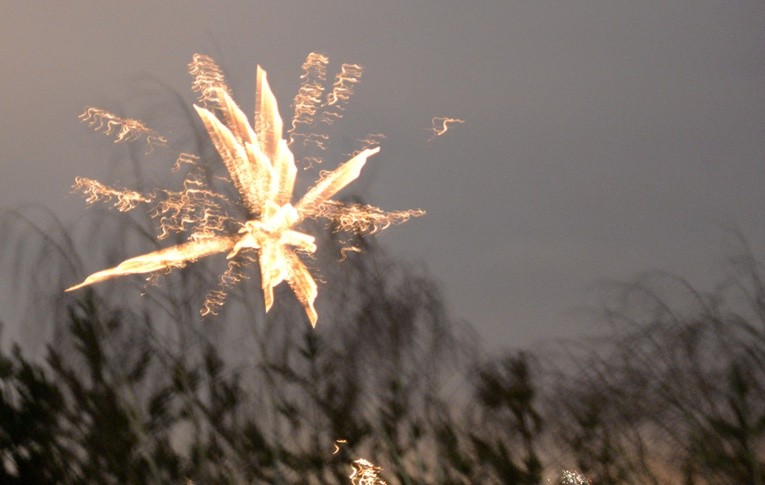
top-left (188, 53), bottom-right (232, 108)
top-left (72, 177), bottom-right (154, 212)
top-left (353, 133), bottom-right (386, 156)
top-left (317, 201), bottom-right (424, 235)
top-left (201, 289), bottom-right (227, 317)
top-left (559, 470), bottom-right (591, 485)
top-left (66, 54), bottom-right (424, 327)
top-left (172, 152), bottom-right (200, 172)
top-left (300, 156), bottom-right (323, 170)
top-left (150, 174), bottom-right (231, 241)
top-left (289, 52), bottom-right (329, 145)
top-left (428, 116), bottom-right (464, 141)
top-left (79, 107), bottom-right (167, 147)
top-left (322, 63), bottom-right (363, 124)
top-left (349, 458), bottom-right (388, 485)
top-left (290, 132), bottom-right (330, 151)
top-left (332, 439), bottom-right (348, 455)
top-left (339, 246), bottom-right (362, 262)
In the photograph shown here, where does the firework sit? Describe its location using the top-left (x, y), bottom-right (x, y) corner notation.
top-left (67, 54), bottom-right (424, 326)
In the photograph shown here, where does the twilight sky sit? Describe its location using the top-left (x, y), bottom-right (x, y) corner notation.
top-left (2, 1), bottom-right (764, 350)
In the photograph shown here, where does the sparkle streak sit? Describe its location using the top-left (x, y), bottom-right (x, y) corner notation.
top-left (79, 107), bottom-right (167, 147)
top-left (72, 177), bottom-right (154, 212)
top-left (428, 116), bottom-right (464, 141)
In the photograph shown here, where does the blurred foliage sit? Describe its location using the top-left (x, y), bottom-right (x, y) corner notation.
top-left (1, 119), bottom-right (762, 483)
top-left (2, 206), bottom-right (764, 484)
top-left (2, 205), bottom-right (764, 484)
top-left (0, 202), bottom-right (546, 483)
top-left (547, 241), bottom-right (765, 485)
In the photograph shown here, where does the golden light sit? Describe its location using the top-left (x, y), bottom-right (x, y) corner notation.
top-left (66, 54), bottom-right (424, 327)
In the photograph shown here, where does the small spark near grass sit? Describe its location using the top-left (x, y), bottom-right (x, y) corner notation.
top-left (558, 469), bottom-right (591, 485)
top-left (349, 458), bottom-right (388, 485)
top-left (66, 53), bottom-right (424, 327)
top-left (333, 440), bottom-right (388, 485)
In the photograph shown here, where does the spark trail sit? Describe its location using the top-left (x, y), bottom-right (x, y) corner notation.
top-left (79, 107), bottom-right (167, 147)
top-left (67, 53), bottom-right (424, 327)
top-left (332, 440), bottom-right (387, 485)
top-left (428, 116), bottom-right (464, 141)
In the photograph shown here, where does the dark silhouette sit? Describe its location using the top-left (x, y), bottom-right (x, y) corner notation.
top-left (546, 242), bottom-right (765, 484)
top-left (1, 91), bottom-right (761, 482)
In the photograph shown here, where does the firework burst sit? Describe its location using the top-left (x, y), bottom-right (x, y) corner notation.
top-left (67, 54), bottom-right (424, 326)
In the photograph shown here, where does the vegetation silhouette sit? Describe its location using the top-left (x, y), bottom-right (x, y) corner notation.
top-left (5, 211), bottom-right (762, 485)
top-left (0, 200), bottom-right (539, 484)
top-left (546, 239), bottom-right (765, 484)
top-left (1, 89), bottom-right (762, 483)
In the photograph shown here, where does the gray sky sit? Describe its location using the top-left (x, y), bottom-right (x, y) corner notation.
top-left (2, 1), bottom-right (764, 350)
